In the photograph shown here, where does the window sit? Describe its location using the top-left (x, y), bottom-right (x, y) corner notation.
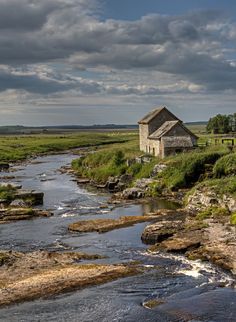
top-left (153, 148), bottom-right (155, 155)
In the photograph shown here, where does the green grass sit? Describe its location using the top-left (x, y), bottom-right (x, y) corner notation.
top-left (0, 132), bottom-right (138, 163)
top-left (196, 207), bottom-right (230, 220)
top-left (230, 213), bottom-right (236, 225)
top-left (71, 139), bottom-right (158, 183)
top-left (0, 186), bottom-right (16, 202)
top-left (193, 176), bottom-right (236, 197)
top-left (159, 148), bottom-right (227, 190)
top-left (213, 153), bottom-right (236, 177)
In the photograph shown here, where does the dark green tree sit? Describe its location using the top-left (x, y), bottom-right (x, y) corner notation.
top-left (206, 114), bottom-right (231, 134)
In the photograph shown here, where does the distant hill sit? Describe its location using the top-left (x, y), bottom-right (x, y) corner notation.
top-left (0, 124), bottom-right (138, 134)
top-left (0, 122), bottom-right (207, 135)
top-left (185, 121), bottom-right (207, 126)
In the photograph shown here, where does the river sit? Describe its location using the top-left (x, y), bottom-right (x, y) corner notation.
top-left (0, 153), bottom-right (235, 322)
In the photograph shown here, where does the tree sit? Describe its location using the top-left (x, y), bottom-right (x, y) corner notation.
top-left (206, 114), bottom-right (231, 134)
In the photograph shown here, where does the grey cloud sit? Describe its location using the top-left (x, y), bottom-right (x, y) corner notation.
top-left (0, 70), bottom-right (72, 94)
top-left (0, 0), bottom-right (65, 31)
top-left (0, 4), bottom-right (225, 64)
top-left (0, 67), bottom-right (104, 94)
top-left (0, 1), bottom-right (235, 95)
top-left (168, 20), bottom-right (198, 40)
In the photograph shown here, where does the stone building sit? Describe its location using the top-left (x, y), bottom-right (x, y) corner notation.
top-left (138, 106), bottom-right (198, 158)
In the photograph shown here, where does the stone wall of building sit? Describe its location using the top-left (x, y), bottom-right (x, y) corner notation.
top-left (139, 124), bottom-right (149, 151)
top-left (139, 109), bottom-right (177, 154)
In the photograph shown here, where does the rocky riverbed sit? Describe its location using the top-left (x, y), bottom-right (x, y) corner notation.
top-left (0, 152), bottom-right (235, 321)
top-left (69, 156), bottom-right (236, 277)
top-left (141, 208), bottom-right (236, 275)
top-left (0, 250), bottom-right (141, 307)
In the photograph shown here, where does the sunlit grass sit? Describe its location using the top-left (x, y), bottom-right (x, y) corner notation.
top-left (0, 132), bottom-right (138, 162)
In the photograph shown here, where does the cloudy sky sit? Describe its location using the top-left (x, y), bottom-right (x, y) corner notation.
top-left (1, 0), bottom-right (236, 125)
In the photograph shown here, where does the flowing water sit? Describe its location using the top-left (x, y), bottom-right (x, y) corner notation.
top-left (0, 154), bottom-right (235, 322)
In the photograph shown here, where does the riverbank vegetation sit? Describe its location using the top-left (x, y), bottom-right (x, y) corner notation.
top-left (72, 139), bottom-right (158, 183)
top-left (0, 186), bottom-right (16, 202)
top-left (71, 136), bottom-right (236, 204)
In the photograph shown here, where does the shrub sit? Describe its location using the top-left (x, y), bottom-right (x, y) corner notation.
top-left (193, 176), bottom-right (236, 197)
top-left (230, 213), bottom-right (236, 225)
top-left (196, 208), bottom-right (212, 220)
top-left (160, 150), bottom-right (226, 190)
top-left (213, 153), bottom-right (236, 177)
top-left (127, 163), bottom-right (143, 176)
top-left (112, 150), bottom-right (125, 167)
top-left (134, 160), bottom-right (157, 179)
top-left (196, 207), bottom-right (230, 220)
top-left (0, 186), bottom-right (16, 203)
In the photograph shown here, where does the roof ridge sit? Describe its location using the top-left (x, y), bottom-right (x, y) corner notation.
top-left (138, 106), bottom-right (170, 124)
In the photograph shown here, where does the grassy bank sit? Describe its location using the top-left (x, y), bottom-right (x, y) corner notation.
top-left (0, 132), bottom-right (137, 163)
top-left (71, 137), bottom-right (236, 200)
top-left (72, 139), bottom-right (158, 183)
top-left (158, 146), bottom-right (229, 190)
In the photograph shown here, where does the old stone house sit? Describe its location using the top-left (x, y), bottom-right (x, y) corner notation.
top-left (138, 106), bottom-right (198, 158)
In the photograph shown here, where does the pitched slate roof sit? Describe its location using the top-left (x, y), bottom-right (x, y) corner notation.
top-left (138, 106), bottom-right (179, 124)
top-left (148, 120), bottom-right (179, 139)
top-left (161, 136), bottom-right (194, 148)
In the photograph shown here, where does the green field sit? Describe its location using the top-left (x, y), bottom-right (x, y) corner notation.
top-left (0, 132), bottom-right (138, 163)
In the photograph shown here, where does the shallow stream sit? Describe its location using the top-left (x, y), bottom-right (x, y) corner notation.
top-left (0, 153), bottom-right (235, 322)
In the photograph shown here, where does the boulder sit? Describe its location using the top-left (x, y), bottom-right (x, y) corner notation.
top-left (122, 188), bottom-right (144, 200)
top-left (119, 174), bottom-right (133, 184)
top-left (186, 188), bottom-right (236, 212)
top-left (160, 236), bottom-right (201, 252)
top-left (15, 190), bottom-right (44, 206)
top-left (105, 177), bottom-right (119, 192)
top-left (141, 220), bottom-right (184, 244)
top-left (0, 208), bottom-right (53, 222)
top-left (151, 164), bottom-right (167, 177)
top-left (0, 163), bottom-right (9, 172)
top-left (77, 179), bottom-right (90, 184)
top-left (134, 178), bottom-right (157, 190)
top-left (9, 199), bottom-right (27, 208)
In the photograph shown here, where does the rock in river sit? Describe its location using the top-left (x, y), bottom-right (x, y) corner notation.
top-left (0, 250), bottom-right (141, 307)
top-left (141, 220), bottom-right (184, 244)
top-left (68, 215), bottom-right (159, 233)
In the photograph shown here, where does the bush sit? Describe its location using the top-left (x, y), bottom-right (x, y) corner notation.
top-left (112, 150), bottom-right (125, 167)
top-left (213, 153), bottom-right (236, 177)
top-left (134, 160), bottom-right (157, 179)
top-left (0, 186), bottom-right (16, 202)
top-left (160, 151), bottom-right (226, 190)
top-left (194, 176), bottom-right (236, 197)
top-left (196, 207), bottom-right (230, 220)
top-left (230, 213), bottom-right (236, 225)
top-left (196, 208), bottom-right (212, 220)
top-left (127, 163), bottom-right (143, 176)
